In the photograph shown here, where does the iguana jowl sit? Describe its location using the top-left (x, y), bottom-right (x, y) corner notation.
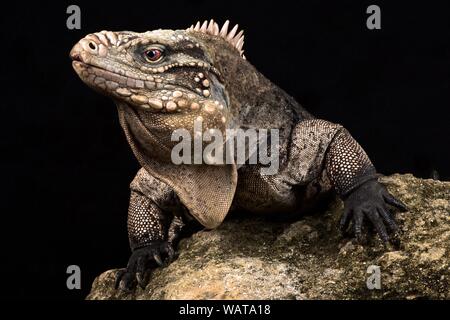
top-left (70, 20), bottom-right (407, 290)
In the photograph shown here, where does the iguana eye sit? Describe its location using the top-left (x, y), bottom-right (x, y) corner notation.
top-left (144, 48), bottom-right (163, 62)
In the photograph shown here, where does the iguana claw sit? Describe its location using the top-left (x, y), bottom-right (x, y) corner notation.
top-left (115, 241), bottom-right (175, 291)
top-left (340, 179), bottom-right (408, 245)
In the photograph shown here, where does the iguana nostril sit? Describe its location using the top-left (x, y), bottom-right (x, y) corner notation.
top-left (88, 42), bottom-right (97, 51)
top-left (71, 53), bottom-right (81, 61)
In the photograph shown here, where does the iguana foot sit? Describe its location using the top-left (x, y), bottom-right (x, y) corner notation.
top-left (340, 179), bottom-right (408, 245)
top-left (115, 241), bottom-right (175, 291)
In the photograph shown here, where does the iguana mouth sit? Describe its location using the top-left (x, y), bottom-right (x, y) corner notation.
top-left (71, 59), bottom-right (207, 113)
top-left (72, 60), bottom-right (143, 92)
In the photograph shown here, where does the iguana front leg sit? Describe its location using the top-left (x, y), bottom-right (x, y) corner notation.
top-left (115, 169), bottom-right (184, 291)
top-left (289, 120), bottom-right (407, 243)
top-left (324, 126), bottom-right (408, 242)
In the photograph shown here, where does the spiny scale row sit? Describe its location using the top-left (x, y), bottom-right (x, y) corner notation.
top-left (187, 19), bottom-right (245, 58)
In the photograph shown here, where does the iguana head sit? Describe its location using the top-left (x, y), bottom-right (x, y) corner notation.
top-left (70, 20), bottom-right (247, 228)
top-left (70, 20), bottom-right (246, 134)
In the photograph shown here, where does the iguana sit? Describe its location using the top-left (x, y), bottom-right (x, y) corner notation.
top-left (70, 19), bottom-right (407, 290)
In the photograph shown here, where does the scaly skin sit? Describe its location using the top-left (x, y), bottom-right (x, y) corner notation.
top-left (70, 19), bottom-right (408, 291)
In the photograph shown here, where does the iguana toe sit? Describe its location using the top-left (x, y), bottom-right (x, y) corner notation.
top-left (115, 241), bottom-right (175, 291)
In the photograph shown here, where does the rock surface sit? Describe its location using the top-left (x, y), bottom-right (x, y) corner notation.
top-left (87, 174), bottom-right (450, 300)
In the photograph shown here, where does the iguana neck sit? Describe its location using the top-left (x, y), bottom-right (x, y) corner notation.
top-left (203, 37), bottom-right (314, 131)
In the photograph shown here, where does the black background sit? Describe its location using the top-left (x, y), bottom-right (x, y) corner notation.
top-left (0, 0), bottom-right (449, 300)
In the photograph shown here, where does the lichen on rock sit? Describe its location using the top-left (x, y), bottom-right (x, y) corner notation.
top-left (87, 174), bottom-right (450, 300)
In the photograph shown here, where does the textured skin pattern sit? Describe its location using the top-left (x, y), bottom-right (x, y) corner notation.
top-left (167, 215), bottom-right (184, 244)
top-left (129, 168), bottom-right (176, 209)
top-left (325, 128), bottom-right (377, 196)
top-left (233, 164), bottom-right (298, 214)
top-left (128, 168), bottom-right (192, 250)
top-left (118, 102), bottom-right (237, 230)
top-left (233, 120), bottom-right (373, 214)
top-left (285, 120), bottom-right (342, 184)
top-left (124, 106), bottom-right (379, 249)
top-left (128, 192), bottom-right (165, 250)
